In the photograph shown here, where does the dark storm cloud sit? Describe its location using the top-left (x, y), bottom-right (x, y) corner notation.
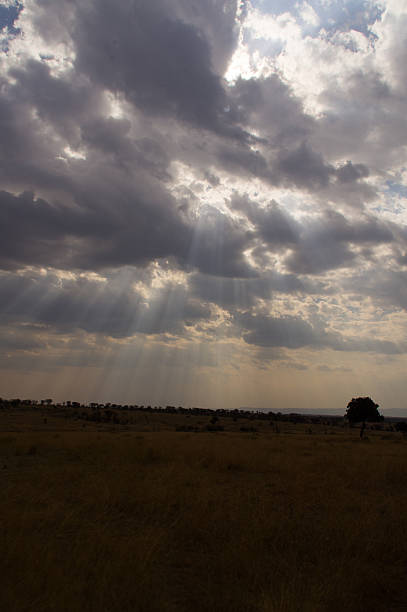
top-left (236, 311), bottom-right (405, 354)
top-left (216, 76), bottom-right (374, 193)
top-left (216, 143), bottom-right (270, 179)
top-left (0, 0), bottom-right (377, 254)
top-left (81, 117), bottom-right (171, 180)
top-left (284, 210), bottom-right (394, 275)
top-left (276, 142), bottom-right (334, 190)
top-left (0, 48), bottom-right (390, 280)
top-left (0, 188), bottom-right (189, 271)
top-left (285, 240), bottom-right (355, 275)
top-left (236, 311), bottom-right (334, 349)
top-left (0, 54), bottom-right (259, 276)
top-left (183, 207), bottom-right (256, 278)
top-left (273, 145), bottom-right (373, 195)
top-left (32, 0), bottom-right (241, 73)
top-left (336, 160), bottom-right (370, 183)
top-left (230, 76), bottom-right (313, 148)
top-left (0, 269), bottom-right (211, 338)
top-left (0, 188), bottom-right (257, 278)
top-left (0, 85), bottom-right (53, 165)
top-left (221, 76), bottom-right (336, 188)
top-left (1, 54), bottom-right (170, 187)
top-left (2, 263), bottom-right (403, 356)
top-left (231, 195), bottom-right (299, 245)
top-left (25, 2), bottom-right (355, 195)
top-left (0, 1), bottom-right (258, 278)
top-left (0, 76), bottom-right (84, 204)
top-left (63, 0), bottom-right (241, 134)
top-left (1, 0), bottom-right (407, 383)
top-left (9, 59), bottom-right (105, 143)
top-left (229, 195), bottom-right (394, 275)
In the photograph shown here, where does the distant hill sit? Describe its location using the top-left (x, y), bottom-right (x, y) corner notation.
top-left (240, 407), bottom-right (407, 418)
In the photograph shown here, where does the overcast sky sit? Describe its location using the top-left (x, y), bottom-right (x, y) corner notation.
top-left (1, 0), bottom-right (407, 412)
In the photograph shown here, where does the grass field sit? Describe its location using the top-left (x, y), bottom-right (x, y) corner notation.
top-left (1, 409), bottom-right (407, 611)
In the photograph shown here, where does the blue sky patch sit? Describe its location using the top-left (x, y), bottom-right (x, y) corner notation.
top-left (251, 0), bottom-right (384, 38)
top-left (0, 2), bottom-right (23, 51)
top-left (385, 181), bottom-right (407, 199)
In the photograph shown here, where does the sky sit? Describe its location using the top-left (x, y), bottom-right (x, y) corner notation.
top-left (1, 0), bottom-right (407, 413)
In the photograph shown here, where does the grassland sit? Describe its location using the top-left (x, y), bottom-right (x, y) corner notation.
top-left (1, 407), bottom-right (407, 611)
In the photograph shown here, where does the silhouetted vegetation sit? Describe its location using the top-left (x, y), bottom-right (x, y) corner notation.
top-left (345, 397), bottom-right (383, 423)
top-left (0, 397), bottom-right (352, 429)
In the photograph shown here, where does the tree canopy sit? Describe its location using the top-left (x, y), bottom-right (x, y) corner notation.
top-left (345, 397), bottom-right (383, 423)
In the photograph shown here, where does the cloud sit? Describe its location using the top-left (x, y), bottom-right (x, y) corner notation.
top-left (9, 59), bottom-right (104, 143)
top-left (231, 195), bottom-right (300, 245)
top-left (336, 160), bottom-right (370, 183)
top-left (276, 142), bottom-right (334, 189)
top-left (230, 195), bottom-right (395, 274)
top-left (0, 268), bottom-right (211, 338)
top-left (343, 268), bottom-right (407, 313)
top-left (236, 310), bottom-right (406, 355)
top-left (0, 187), bottom-right (191, 272)
top-left (28, 0), bottom-right (240, 136)
top-left (1, 0), bottom-right (407, 408)
top-left (237, 311), bottom-right (328, 349)
top-left (317, 364), bottom-right (352, 373)
top-left (284, 209), bottom-right (394, 274)
top-left (182, 206), bottom-right (256, 278)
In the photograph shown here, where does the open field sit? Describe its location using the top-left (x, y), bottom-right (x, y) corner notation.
top-left (1, 408), bottom-right (407, 611)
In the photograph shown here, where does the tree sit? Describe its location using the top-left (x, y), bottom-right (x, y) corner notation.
top-left (345, 397), bottom-right (383, 424)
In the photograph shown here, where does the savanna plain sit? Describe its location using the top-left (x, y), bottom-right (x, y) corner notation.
top-left (1, 405), bottom-right (407, 612)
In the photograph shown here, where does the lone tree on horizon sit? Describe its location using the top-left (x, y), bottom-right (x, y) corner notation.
top-left (345, 397), bottom-right (383, 437)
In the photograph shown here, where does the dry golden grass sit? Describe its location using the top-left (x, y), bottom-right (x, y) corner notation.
top-left (1, 419), bottom-right (407, 611)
